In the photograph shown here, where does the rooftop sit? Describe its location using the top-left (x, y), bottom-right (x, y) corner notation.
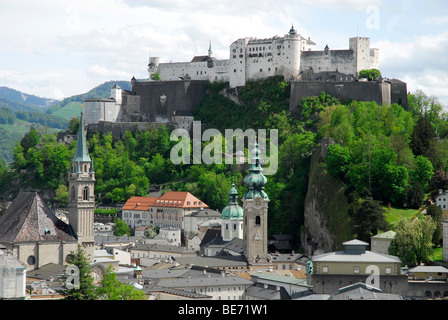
top-left (0, 192), bottom-right (77, 244)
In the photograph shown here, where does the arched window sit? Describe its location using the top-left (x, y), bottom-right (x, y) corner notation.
top-left (255, 216), bottom-right (261, 225)
top-left (71, 186), bottom-right (76, 201)
top-left (83, 187), bottom-right (89, 201)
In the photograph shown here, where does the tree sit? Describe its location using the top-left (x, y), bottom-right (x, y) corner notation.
top-left (58, 245), bottom-right (97, 300)
top-left (54, 184), bottom-right (69, 205)
top-left (410, 116), bottom-right (437, 162)
top-left (410, 155), bottom-right (434, 192)
top-left (68, 117), bottom-right (80, 134)
top-left (114, 218), bottom-right (130, 236)
top-left (96, 265), bottom-right (146, 300)
top-left (325, 143), bottom-right (351, 180)
top-left (405, 183), bottom-right (425, 209)
top-left (426, 205), bottom-right (443, 246)
top-left (352, 198), bottom-right (389, 243)
top-left (389, 216), bottom-right (437, 267)
top-left (144, 225), bottom-right (159, 239)
top-left (359, 69), bottom-right (381, 81)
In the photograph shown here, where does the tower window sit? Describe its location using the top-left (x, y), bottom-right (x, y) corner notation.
top-left (255, 216), bottom-right (261, 225)
top-left (83, 187), bottom-right (89, 201)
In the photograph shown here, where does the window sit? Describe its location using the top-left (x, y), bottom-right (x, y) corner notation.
top-left (386, 268), bottom-right (392, 274)
top-left (255, 216), bottom-right (261, 225)
top-left (27, 255), bottom-right (36, 265)
top-left (83, 187), bottom-right (89, 200)
top-left (322, 267), bottom-right (328, 273)
top-left (354, 267), bottom-right (360, 274)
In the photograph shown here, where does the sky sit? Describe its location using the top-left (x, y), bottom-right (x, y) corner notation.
top-left (0, 0), bottom-right (447, 105)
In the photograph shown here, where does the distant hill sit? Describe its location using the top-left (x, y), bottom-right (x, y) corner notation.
top-left (0, 86), bottom-right (59, 108)
top-left (0, 80), bottom-right (131, 162)
top-left (46, 80), bottom-right (131, 119)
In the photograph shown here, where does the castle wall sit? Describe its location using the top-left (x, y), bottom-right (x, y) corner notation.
top-left (88, 121), bottom-right (169, 140)
top-left (289, 81), bottom-right (392, 112)
top-left (300, 50), bottom-right (356, 76)
top-left (126, 80), bottom-right (208, 122)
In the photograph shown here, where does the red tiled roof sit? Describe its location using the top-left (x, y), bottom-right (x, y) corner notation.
top-left (122, 192), bottom-right (208, 211)
top-left (154, 191), bottom-right (208, 208)
top-left (122, 197), bottom-right (158, 211)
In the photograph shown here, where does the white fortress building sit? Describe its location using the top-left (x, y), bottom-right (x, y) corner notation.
top-left (148, 25), bottom-right (379, 88)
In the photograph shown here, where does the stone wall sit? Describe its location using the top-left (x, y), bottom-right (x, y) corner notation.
top-left (310, 274), bottom-right (409, 296)
top-left (123, 80), bottom-right (208, 122)
top-left (289, 80), bottom-right (392, 112)
top-left (88, 121), bottom-right (169, 140)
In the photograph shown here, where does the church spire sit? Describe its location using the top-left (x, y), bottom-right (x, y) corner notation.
top-left (72, 107), bottom-right (91, 164)
top-left (243, 141), bottom-right (268, 200)
top-left (208, 41), bottom-right (212, 57)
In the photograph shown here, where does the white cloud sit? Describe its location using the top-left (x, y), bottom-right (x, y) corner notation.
top-left (0, 0), bottom-right (446, 105)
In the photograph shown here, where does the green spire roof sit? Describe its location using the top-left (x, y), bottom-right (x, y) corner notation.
top-left (222, 181), bottom-right (243, 220)
top-left (243, 141), bottom-right (268, 200)
top-left (72, 110), bottom-right (91, 163)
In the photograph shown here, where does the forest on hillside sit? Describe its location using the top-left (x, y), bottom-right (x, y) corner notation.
top-left (0, 77), bottom-right (447, 255)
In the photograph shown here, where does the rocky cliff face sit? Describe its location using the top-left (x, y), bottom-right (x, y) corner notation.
top-left (302, 148), bottom-right (353, 256)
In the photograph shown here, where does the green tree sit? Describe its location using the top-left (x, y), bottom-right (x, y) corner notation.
top-left (410, 116), bottom-right (437, 162)
top-left (54, 184), bottom-right (69, 205)
top-left (426, 205), bottom-right (443, 246)
top-left (410, 155), bottom-right (434, 192)
top-left (325, 143), bottom-right (351, 180)
top-left (68, 117), bottom-right (80, 134)
top-left (144, 225), bottom-right (159, 239)
top-left (58, 245), bottom-right (97, 300)
top-left (389, 216), bottom-right (437, 267)
top-left (352, 198), bottom-right (389, 243)
top-left (96, 265), bottom-right (146, 300)
top-left (359, 69), bottom-right (381, 81)
top-left (114, 218), bottom-right (130, 236)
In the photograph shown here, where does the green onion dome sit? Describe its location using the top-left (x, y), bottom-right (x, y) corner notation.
top-left (243, 142), bottom-right (268, 200)
top-left (221, 182), bottom-right (244, 220)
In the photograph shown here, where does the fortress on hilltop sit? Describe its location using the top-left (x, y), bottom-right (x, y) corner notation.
top-left (83, 25), bottom-right (407, 137)
top-left (148, 25), bottom-right (379, 88)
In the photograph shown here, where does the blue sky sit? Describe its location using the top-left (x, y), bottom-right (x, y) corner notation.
top-left (0, 0), bottom-right (447, 105)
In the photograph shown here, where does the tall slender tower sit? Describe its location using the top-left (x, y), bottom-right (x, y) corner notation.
top-left (67, 109), bottom-right (95, 258)
top-left (242, 141), bottom-right (270, 265)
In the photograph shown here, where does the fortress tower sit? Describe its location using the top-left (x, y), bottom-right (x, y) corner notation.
top-left (349, 37), bottom-right (380, 77)
top-left (67, 110), bottom-right (95, 259)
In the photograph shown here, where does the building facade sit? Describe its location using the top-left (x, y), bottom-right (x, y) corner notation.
top-left (83, 84), bottom-right (122, 126)
top-left (122, 192), bottom-right (209, 232)
top-left (371, 230), bottom-right (396, 255)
